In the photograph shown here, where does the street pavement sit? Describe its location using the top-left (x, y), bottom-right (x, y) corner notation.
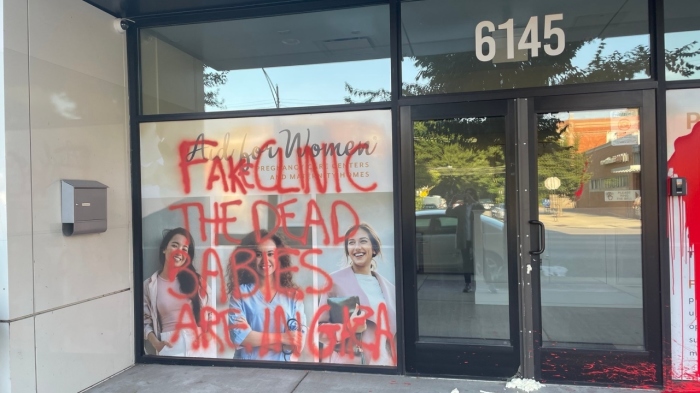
top-left (85, 364), bottom-right (660, 393)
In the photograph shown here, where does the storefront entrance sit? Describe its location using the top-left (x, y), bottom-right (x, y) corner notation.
top-left (401, 91), bottom-right (661, 384)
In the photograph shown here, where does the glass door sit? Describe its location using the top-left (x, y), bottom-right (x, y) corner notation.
top-left (530, 91), bottom-right (661, 385)
top-left (401, 92), bottom-right (661, 384)
top-left (401, 100), bottom-right (520, 378)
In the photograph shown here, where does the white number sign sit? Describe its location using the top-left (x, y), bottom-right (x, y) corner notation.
top-left (475, 13), bottom-right (565, 62)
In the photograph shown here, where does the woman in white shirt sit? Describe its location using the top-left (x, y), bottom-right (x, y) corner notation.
top-left (143, 227), bottom-right (213, 357)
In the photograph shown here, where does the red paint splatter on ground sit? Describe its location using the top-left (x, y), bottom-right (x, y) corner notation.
top-left (580, 361), bottom-right (657, 386)
top-left (664, 381), bottom-right (700, 392)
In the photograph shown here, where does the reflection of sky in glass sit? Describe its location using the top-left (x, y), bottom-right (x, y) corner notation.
top-left (206, 59), bottom-right (391, 112)
top-left (401, 34), bottom-right (651, 91)
top-left (201, 32), bottom-right (700, 111)
top-left (665, 31), bottom-right (700, 81)
top-left (208, 33), bottom-right (654, 112)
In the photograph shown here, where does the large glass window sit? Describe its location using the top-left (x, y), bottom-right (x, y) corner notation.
top-left (665, 0), bottom-right (700, 81)
top-left (140, 5), bottom-right (391, 115)
top-left (401, 0), bottom-right (650, 95)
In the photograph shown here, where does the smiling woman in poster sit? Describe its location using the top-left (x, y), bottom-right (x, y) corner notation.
top-left (143, 227), bottom-right (215, 357)
top-left (227, 230), bottom-right (307, 361)
top-left (317, 223), bottom-right (397, 366)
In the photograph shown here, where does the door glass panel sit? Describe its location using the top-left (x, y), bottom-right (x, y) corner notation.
top-left (537, 108), bottom-right (643, 350)
top-left (414, 116), bottom-right (510, 344)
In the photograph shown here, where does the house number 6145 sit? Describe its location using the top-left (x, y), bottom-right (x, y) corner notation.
top-left (475, 14), bottom-right (565, 62)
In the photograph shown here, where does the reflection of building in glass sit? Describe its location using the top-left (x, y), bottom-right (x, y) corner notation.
top-left (559, 111), bottom-right (641, 210)
top-left (578, 143), bottom-right (641, 209)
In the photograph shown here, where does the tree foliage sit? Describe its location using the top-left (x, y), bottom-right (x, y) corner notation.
top-left (345, 39), bottom-right (698, 203)
top-left (203, 65), bottom-right (230, 109)
top-left (536, 126), bottom-right (591, 200)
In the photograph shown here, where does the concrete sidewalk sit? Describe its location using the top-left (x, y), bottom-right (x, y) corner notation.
top-left (85, 364), bottom-right (659, 393)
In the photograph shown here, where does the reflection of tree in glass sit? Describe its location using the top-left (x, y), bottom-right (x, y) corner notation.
top-left (537, 118), bottom-right (590, 201)
top-left (413, 119), bottom-right (506, 204)
top-left (345, 40), bottom-right (699, 101)
top-left (204, 65), bottom-right (230, 109)
top-left (665, 41), bottom-right (700, 78)
top-left (347, 39), bottom-right (697, 205)
top-left (405, 40), bottom-right (699, 93)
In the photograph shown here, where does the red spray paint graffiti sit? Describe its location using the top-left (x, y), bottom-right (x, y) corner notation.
top-left (146, 129), bottom-right (395, 365)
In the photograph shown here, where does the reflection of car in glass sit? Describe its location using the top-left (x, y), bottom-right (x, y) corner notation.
top-left (422, 195), bottom-right (446, 210)
top-left (490, 203), bottom-right (506, 220)
top-left (476, 215), bottom-right (508, 284)
top-left (416, 209), bottom-right (507, 283)
top-left (479, 198), bottom-right (495, 210)
top-left (415, 210), bottom-right (462, 273)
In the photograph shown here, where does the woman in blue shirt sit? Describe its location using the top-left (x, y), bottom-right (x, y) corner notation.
top-left (227, 230), bottom-right (306, 361)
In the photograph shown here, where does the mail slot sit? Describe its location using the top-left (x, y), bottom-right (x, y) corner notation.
top-left (61, 179), bottom-right (108, 236)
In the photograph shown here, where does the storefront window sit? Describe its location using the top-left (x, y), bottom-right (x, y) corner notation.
top-left (665, 0), bottom-right (700, 81)
top-left (139, 110), bottom-right (398, 366)
top-left (401, 0), bottom-right (650, 95)
top-left (140, 5), bottom-right (391, 115)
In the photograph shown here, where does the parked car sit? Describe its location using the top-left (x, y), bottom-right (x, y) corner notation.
top-left (479, 198), bottom-right (495, 210)
top-left (422, 195), bottom-right (446, 210)
top-left (415, 209), bottom-right (507, 283)
top-left (415, 210), bottom-right (462, 273)
top-left (490, 203), bottom-right (506, 221)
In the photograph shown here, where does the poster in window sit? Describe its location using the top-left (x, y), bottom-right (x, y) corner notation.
top-left (139, 110), bottom-right (397, 367)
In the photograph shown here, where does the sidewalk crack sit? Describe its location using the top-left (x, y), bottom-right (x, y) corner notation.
top-left (290, 371), bottom-right (309, 392)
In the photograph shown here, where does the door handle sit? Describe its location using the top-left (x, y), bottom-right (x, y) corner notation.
top-left (529, 220), bottom-right (545, 255)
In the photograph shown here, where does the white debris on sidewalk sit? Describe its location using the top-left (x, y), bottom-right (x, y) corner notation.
top-left (450, 389), bottom-right (459, 393)
top-left (505, 378), bottom-right (545, 392)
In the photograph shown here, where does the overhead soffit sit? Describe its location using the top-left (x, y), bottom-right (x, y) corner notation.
top-left (83, 0), bottom-right (294, 18)
top-left (143, 5), bottom-right (391, 71)
top-left (83, 0), bottom-right (696, 30)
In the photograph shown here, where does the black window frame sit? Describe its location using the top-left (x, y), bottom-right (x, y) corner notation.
top-left (124, 0), bottom-right (681, 387)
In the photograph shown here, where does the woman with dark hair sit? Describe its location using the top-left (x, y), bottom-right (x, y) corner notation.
top-left (143, 227), bottom-right (214, 357)
top-left (228, 230), bottom-right (306, 361)
top-left (317, 223), bottom-right (397, 366)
